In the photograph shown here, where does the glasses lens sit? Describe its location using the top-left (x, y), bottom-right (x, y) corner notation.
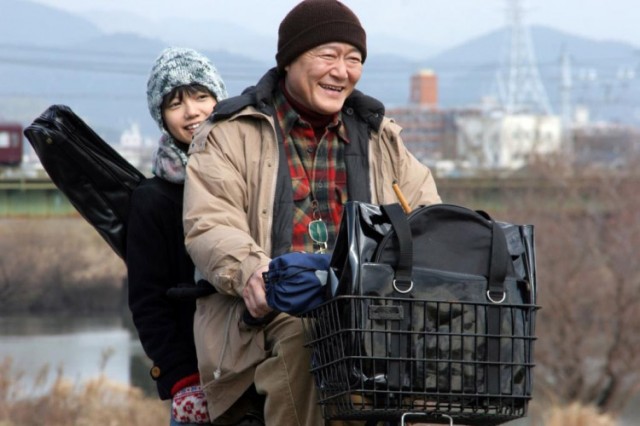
top-left (308, 219), bottom-right (328, 243)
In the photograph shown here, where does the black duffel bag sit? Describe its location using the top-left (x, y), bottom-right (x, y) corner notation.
top-left (23, 105), bottom-right (145, 259)
top-left (301, 201), bottom-right (538, 425)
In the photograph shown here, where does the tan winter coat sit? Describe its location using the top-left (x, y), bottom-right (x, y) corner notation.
top-left (183, 83), bottom-right (441, 419)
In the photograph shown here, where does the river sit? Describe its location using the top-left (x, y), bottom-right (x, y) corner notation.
top-left (0, 314), bottom-right (151, 398)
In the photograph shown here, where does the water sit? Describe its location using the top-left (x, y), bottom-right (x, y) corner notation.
top-left (0, 314), bottom-right (145, 398)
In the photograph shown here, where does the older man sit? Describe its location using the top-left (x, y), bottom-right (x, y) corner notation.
top-left (183, 0), bottom-right (441, 424)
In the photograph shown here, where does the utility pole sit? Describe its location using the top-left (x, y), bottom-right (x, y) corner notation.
top-left (560, 48), bottom-right (574, 158)
top-left (560, 48), bottom-right (572, 127)
top-left (495, 0), bottom-right (552, 114)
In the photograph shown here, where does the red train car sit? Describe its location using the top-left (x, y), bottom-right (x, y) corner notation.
top-left (0, 123), bottom-right (23, 165)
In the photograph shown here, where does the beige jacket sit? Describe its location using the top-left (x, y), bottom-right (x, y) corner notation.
top-left (184, 110), bottom-right (441, 296)
top-left (183, 85), bottom-right (441, 418)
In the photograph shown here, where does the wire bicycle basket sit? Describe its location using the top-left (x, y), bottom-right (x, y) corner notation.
top-left (301, 295), bottom-right (538, 425)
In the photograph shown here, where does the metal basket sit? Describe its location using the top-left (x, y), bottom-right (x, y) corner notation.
top-left (300, 295), bottom-right (538, 425)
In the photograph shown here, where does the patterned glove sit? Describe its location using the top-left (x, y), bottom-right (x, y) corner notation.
top-left (172, 385), bottom-right (210, 424)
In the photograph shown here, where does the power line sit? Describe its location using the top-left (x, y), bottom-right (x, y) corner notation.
top-left (0, 42), bottom-right (156, 59)
top-left (0, 92), bottom-right (140, 100)
top-left (0, 55), bottom-right (145, 75)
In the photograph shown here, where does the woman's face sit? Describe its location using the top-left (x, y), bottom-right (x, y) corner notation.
top-left (162, 89), bottom-right (216, 145)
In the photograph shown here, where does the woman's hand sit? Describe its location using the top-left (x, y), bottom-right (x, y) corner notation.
top-left (172, 384), bottom-right (210, 424)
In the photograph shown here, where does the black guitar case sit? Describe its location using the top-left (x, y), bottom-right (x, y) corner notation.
top-left (23, 105), bottom-right (145, 260)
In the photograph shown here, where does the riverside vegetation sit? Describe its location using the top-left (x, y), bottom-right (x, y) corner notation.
top-left (2, 162), bottom-right (639, 424)
top-left (0, 217), bottom-right (126, 315)
top-left (0, 357), bottom-right (169, 425)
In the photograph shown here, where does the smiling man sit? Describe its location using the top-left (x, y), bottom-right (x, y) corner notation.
top-left (182, 0), bottom-right (441, 424)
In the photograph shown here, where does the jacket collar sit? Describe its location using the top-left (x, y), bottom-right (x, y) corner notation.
top-left (344, 88), bottom-right (385, 131)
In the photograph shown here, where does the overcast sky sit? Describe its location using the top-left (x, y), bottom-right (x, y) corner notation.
top-left (25, 0), bottom-right (640, 49)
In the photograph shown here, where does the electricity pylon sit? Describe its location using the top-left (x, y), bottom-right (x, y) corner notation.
top-left (495, 0), bottom-right (552, 114)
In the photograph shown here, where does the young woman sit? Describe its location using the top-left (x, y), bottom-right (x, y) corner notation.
top-left (126, 48), bottom-right (262, 426)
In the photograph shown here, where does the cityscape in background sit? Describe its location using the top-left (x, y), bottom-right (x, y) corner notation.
top-left (1, 0), bottom-right (639, 179)
top-left (3, 3), bottom-right (640, 424)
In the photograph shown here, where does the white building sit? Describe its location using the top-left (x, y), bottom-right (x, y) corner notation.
top-left (455, 110), bottom-right (562, 171)
top-left (118, 122), bottom-right (154, 174)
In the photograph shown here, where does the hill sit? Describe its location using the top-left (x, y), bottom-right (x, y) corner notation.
top-left (1, 0), bottom-right (639, 141)
top-left (0, 0), bottom-right (266, 136)
top-left (0, 0), bottom-right (101, 46)
top-left (426, 26), bottom-right (640, 124)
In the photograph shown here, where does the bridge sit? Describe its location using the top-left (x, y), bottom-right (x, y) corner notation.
top-left (0, 178), bottom-right (77, 216)
top-left (1, 174), bottom-right (620, 218)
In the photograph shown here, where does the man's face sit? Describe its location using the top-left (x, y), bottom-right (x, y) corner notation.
top-left (284, 42), bottom-right (363, 115)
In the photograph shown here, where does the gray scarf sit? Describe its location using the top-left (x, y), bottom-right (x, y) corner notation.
top-left (151, 134), bottom-right (188, 184)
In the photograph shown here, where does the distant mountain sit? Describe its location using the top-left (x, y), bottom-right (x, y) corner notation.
top-left (0, 0), bottom-right (268, 136)
top-left (423, 26), bottom-right (640, 125)
top-left (85, 13), bottom-right (277, 63)
top-left (1, 0), bottom-right (639, 143)
top-left (80, 11), bottom-right (441, 62)
top-left (0, 0), bottom-right (101, 46)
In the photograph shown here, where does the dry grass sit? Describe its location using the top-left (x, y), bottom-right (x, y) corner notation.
top-left (0, 359), bottom-right (618, 426)
top-left (0, 357), bottom-right (169, 426)
top-left (542, 402), bottom-right (618, 426)
top-left (1, 357), bottom-right (623, 426)
top-left (0, 217), bottom-right (126, 313)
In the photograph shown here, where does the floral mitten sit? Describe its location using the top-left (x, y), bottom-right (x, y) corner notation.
top-left (172, 385), bottom-right (210, 424)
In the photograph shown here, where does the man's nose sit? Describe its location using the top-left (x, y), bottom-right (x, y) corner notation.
top-left (331, 57), bottom-right (349, 78)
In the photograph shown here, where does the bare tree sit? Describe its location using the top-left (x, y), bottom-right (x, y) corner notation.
top-left (439, 158), bottom-right (640, 418)
top-left (501, 166), bottom-right (640, 417)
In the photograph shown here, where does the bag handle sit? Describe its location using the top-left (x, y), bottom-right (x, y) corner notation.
top-left (381, 203), bottom-right (413, 292)
top-left (487, 221), bottom-right (509, 302)
top-left (472, 210), bottom-right (511, 301)
top-left (380, 204), bottom-right (413, 387)
top-left (382, 203), bottom-right (510, 301)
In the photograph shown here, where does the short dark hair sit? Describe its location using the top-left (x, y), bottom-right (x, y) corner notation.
top-left (161, 83), bottom-right (215, 110)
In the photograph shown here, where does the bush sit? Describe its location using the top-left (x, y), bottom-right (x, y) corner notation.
top-left (0, 358), bottom-right (169, 426)
top-left (0, 218), bottom-right (126, 314)
top-left (541, 402), bottom-right (617, 426)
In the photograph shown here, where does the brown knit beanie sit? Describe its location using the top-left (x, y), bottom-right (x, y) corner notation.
top-left (276, 0), bottom-right (367, 72)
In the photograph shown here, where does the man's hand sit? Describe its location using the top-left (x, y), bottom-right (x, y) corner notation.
top-left (243, 265), bottom-right (272, 319)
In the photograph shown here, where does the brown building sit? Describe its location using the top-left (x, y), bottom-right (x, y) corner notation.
top-left (410, 69), bottom-right (438, 107)
top-left (386, 105), bottom-right (457, 164)
top-left (387, 70), bottom-right (456, 165)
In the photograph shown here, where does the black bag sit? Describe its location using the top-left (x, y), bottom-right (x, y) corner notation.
top-left (23, 105), bottom-right (145, 259)
top-left (301, 201), bottom-right (538, 425)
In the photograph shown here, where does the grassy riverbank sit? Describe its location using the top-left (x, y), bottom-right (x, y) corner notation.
top-left (0, 217), bottom-right (126, 315)
top-left (3, 170), bottom-right (640, 422)
top-left (0, 358), bottom-right (169, 425)
top-left (0, 352), bottom-right (617, 426)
